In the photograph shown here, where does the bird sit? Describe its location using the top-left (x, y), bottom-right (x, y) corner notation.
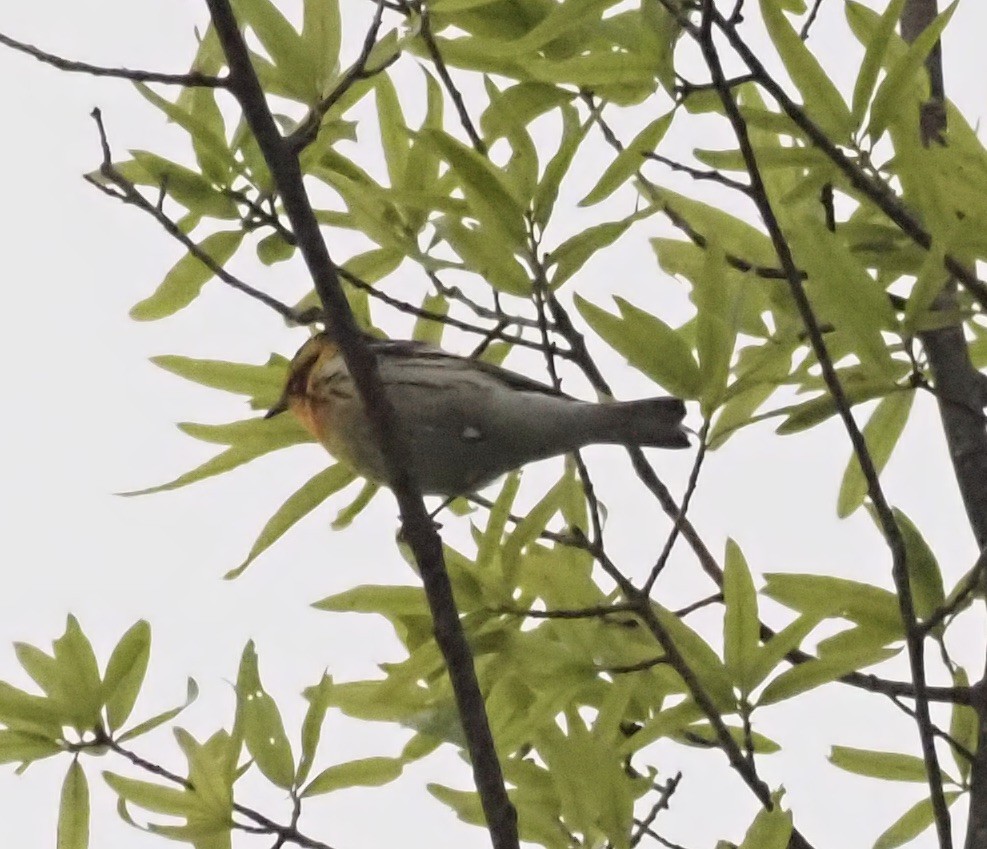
top-left (266, 333), bottom-right (689, 496)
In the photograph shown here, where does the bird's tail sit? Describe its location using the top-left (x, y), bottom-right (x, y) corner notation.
top-left (589, 397), bottom-right (690, 449)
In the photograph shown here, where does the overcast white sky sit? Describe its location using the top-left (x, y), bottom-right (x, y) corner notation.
top-left (2, 1), bottom-right (986, 848)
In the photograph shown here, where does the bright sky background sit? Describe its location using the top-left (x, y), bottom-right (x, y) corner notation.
top-left (2, 1), bottom-right (987, 848)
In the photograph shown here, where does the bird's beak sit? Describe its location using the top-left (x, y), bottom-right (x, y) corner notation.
top-left (264, 394), bottom-right (289, 419)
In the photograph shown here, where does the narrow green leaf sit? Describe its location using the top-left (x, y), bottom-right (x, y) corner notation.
top-left (762, 573), bottom-right (902, 632)
top-left (117, 678), bottom-right (198, 743)
top-left (848, 0), bottom-right (908, 124)
top-left (532, 104), bottom-right (587, 228)
top-left (228, 464), bottom-right (357, 579)
top-left (0, 730), bottom-right (62, 765)
top-left (236, 642), bottom-right (295, 789)
top-left (421, 129), bottom-right (527, 248)
top-left (747, 614), bottom-right (821, 692)
top-left (331, 481), bottom-right (381, 529)
top-left (152, 353), bottom-right (288, 410)
top-left (58, 761), bottom-right (89, 849)
top-left (619, 700), bottom-right (705, 754)
top-left (302, 756), bottom-right (404, 796)
top-left (829, 746), bottom-right (939, 782)
top-left (574, 295), bottom-right (701, 397)
top-left (837, 391), bottom-right (914, 517)
top-left (412, 293), bottom-right (450, 346)
top-left (0, 681), bottom-right (65, 734)
top-left (759, 0), bottom-right (852, 139)
top-left (549, 218), bottom-right (636, 289)
top-left (652, 604), bottom-right (735, 709)
top-left (101, 621), bottom-right (151, 732)
top-left (776, 380), bottom-right (897, 434)
top-left (235, 0), bottom-right (318, 102)
top-left (435, 216), bottom-right (531, 295)
top-left (949, 668), bottom-right (976, 783)
top-left (127, 151), bottom-right (238, 218)
top-left (130, 231), bottom-right (244, 321)
top-left (480, 82), bottom-right (573, 142)
top-left (892, 509), bottom-right (946, 626)
top-left (102, 772), bottom-right (193, 817)
top-left (296, 674), bottom-right (333, 787)
top-left (874, 792), bottom-right (962, 849)
top-left (376, 72), bottom-right (410, 187)
top-left (476, 472), bottom-right (520, 575)
top-left (693, 244), bottom-right (740, 414)
top-left (580, 113), bottom-right (673, 206)
top-left (723, 540), bottom-right (759, 694)
top-left (759, 645), bottom-right (898, 706)
top-left (302, 0), bottom-right (342, 95)
top-left (122, 416), bottom-right (311, 496)
top-left (868, 1), bottom-right (958, 139)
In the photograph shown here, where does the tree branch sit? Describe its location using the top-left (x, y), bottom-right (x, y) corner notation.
top-left (202, 3), bottom-right (517, 848)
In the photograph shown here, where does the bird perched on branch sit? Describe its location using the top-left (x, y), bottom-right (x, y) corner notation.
top-left (266, 333), bottom-right (689, 496)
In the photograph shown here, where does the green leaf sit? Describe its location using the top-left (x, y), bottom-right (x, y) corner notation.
top-left (848, 0), bottom-right (908, 125)
top-left (792, 220), bottom-right (897, 378)
top-left (693, 245), bottom-right (740, 414)
top-left (549, 214), bottom-right (643, 289)
top-left (412, 293), bottom-right (450, 346)
top-left (759, 0), bottom-right (852, 139)
top-left (738, 795), bottom-right (792, 849)
top-left (227, 464), bottom-right (357, 579)
top-left (53, 617), bottom-right (102, 730)
top-left (776, 380), bottom-right (898, 434)
top-left (892, 509), bottom-right (946, 627)
top-left (434, 216), bottom-right (531, 295)
top-left (574, 295), bottom-right (701, 397)
top-left (130, 231), bottom-right (244, 321)
top-left (302, 0), bottom-right (342, 95)
top-left (103, 772), bottom-right (194, 817)
top-left (580, 113), bottom-right (673, 206)
top-left (873, 792), bottom-right (962, 849)
top-left (0, 681), bottom-right (65, 735)
top-left (762, 573), bottom-right (902, 632)
top-left (747, 614), bottom-right (821, 692)
top-left (101, 621), bottom-right (151, 732)
top-left (302, 756), bottom-right (404, 796)
top-left (257, 232), bottom-right (296, 266)
top-left (829, 746), bottom-right (932, 782)
top-left (948, 668), bottom-right (977, 784)
top-left (152, 353), bottom-right (288, 410)
top-left (723, 540), bottom-right (759, 695)
top-left (331, 481), bottom-right (381, 529)
top-left (58, 761), bottom-right (89, 849)
top-left (122, 415), bottom-right (312, 496)
top-left (652, 604), bottom-right (735, 709)
top-left (376, 72), bottom-right (410, 188)
top-left (236, 642), bottom-right (295, 789)
top-left (127, 151), bottom-right (238, 218)
top-left (759, 644), bottom-right (898, 706)
top-left (235, 0), bottom-right (318, 102)
top-left (532, 104), bottom-right (588, 228)
top-left (619, 700), bottom-right (705, 754)
top-left (135, 84), bottom-right (235, 185)
top-left (480, 82), bottom-right (573, 142)
top-left (868, 1), bottom-right (958, 139)
top-left (0, 730), bottom-right (62, 765)
top-left (296, 674), bottom-right (333, 787)
top-left (421, 129), bottom-right (527, 248)
top-left (118, 678), bottom-right (198, 743)
top-left (836, 391), bottom-right (914, 517)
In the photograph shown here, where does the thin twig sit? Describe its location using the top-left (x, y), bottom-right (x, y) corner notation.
top-left (87, 109), bottom-right (302, 323)
top-left (203, 4), bottom-right (518, 848)
top-left (0, 30), bottom-right (228, 86)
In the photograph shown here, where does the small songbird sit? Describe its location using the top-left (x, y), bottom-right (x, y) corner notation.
top-left (266, 333), bottom-right (689, 496)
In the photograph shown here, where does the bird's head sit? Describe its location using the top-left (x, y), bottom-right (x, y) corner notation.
top-left (265, 333), bottom-right (339, 421)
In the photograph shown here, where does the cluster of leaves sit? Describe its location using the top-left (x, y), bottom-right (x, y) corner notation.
top-left (13, 0), bottom-right (987, 846)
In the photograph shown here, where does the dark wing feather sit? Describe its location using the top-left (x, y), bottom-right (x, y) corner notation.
top-left (367, 339), bottom-right (568, 397)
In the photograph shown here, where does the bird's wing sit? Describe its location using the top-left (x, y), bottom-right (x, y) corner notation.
top-left (368, 339), bottom-right (568, 397)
